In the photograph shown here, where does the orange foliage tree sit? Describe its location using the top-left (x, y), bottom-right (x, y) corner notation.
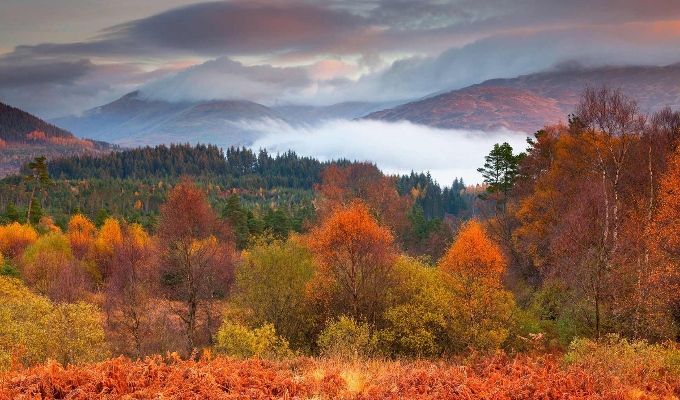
top-left (157, 181), bottom-right (236, 356)
top-left (104, 223), bottom-right (159, 358)
top-left (646, 145), bottom-right (680, 339)
top-left (0, 222), bottom-right (38, 259)
top-left (438, 220), bottom-right (513, 351)
top-left (67, 214), bottom-right (96, 259)
top-left (318, 163), bottom-right (412, 235)
top-left (89, 217), bottom-right (123, 281)
top-left (308, 201), bottom-right (397, 325)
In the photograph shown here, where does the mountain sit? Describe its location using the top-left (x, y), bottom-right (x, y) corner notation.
top-left (51, 91), bottom-right (286, 148)
top-left (51, 93), bottom-right (259, 149)
top-left (0, 102), bottom-right (115, 177)
top-left (52, 92), bottom-right (399, 148)
top-left (363, 64), bottom-right (680, 132)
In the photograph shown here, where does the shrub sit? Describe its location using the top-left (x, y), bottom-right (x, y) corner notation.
top-left (214, 320), bottom-right (293, 360)
top-left (564, 334), bottom-right (680, 380)
top-left (0, 276), bottom-right (106, 370)
top-left (235, 238), bottom-right (314, 350)
top-left (317, 316), bottom-right (377, 359)
top-left (379, 258), bottom-right (447, 358)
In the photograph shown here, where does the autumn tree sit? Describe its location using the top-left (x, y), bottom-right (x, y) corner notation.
top-left (438, 220), bottom-right (514, 351)
top-left (157, 181), bottom-right (236, 356)
top-left (67, 214), bottom-right (96, 259)
top-left (308, 201), bottom-right (397, 326)
top-left (104, 223), bottom-right (158, 358)
top-left (235, 238), bottom-right (314, 349)
top-left (89, 217), bottom-right (123, 281)
top-left (0, 222), bottom-right (37, 259)
top-left (0, 276), bottom-right (105, 369)
top-left (24, 156), bottom-right (53, 225)
top-left (318, 163), bottom-right (412, 235)
top-left (576, 85), bottom-right (645, 253)
top-left (20, 232), bottom-right (77, 300)
top-left (645, 145), bottom-right (680, 339)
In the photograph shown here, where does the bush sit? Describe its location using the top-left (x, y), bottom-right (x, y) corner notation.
top-left (317, 316), bottom-right (377, 359)
top-left (235, 238), bottom-right (314, 350)
top-left (214, 320), bottom-right (293, 360)
top-left (564, 334), bottom-right (680, 380)
top-left (0, 276), bottom-right (106, 370)
top-left (379, 258), bottom-right (447, 358)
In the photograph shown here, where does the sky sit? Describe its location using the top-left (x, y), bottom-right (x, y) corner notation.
top-left (2, 0), bottom-right (680, 119)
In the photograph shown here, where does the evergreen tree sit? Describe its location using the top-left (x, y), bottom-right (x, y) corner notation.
top-left (28, 198), bottom-right (42, 225)
top-left (94, 208), bottom-right (109, 228)
top-left (4, 203), bottom-right (20, 223)
top-left (24, 156), bottom-right (53, 224)
top-left (221, 194), bottom-right (249, 249)
top-left (477, 142), bottom-right (524, 210)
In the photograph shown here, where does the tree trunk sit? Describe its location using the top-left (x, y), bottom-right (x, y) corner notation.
top-left (26, 181), bottom-right (37, 224)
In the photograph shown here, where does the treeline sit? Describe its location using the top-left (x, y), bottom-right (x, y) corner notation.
top-left (47, 144), bottom-right (332, 191)
top-left (2, 144), bottom-right (474, 234)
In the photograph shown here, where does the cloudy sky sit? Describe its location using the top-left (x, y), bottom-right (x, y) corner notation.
top-left (2, 0), bottom-right (680, 118)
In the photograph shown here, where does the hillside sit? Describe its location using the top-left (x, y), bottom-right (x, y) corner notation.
top-left (52, 92), bottom-right (287, 148)
top-left (52, 93), bottom-right (401, 148)
top-left (0, 102), bottom-right (115, 177)
top-left (363, 64), bottom-right (680, 132)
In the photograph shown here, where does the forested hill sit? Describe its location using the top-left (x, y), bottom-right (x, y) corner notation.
top-left (0, 102), bottom-right (116, 177)
top-left (0, 102), bottom-right (74, 142)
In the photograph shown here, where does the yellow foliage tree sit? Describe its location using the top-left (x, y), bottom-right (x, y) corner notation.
top-left (0, 222), bottom-right (38, 259)
top-left (0, 276), bottom-right (106, 370)
top-left (438, 220), bottom-right (514, 351)
top-left (67, 214), bottom-right (95, 259)
top-left (21, 232), bottom-right (73, 296)
top-left (89, 218), bottom-right (123, 280)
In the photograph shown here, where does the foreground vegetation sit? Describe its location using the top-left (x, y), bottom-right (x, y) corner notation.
top-left (5, 337), bottom-right (680, 399)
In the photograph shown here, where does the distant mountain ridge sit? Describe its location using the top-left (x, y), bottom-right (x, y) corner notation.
top-left (51, 92), bottom-right (396, 148)
top-left (364, 64), bottom-right (680, 132)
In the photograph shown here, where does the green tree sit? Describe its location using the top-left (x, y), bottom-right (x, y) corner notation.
top-left (3, 203), bottom-right (20, 223)
top-left (477, 143), bottom-right (524, 210)
top-left (24, 156), bottom-right (53, 225)
top-left (28, 198), bottom-right (42, 225)
top-left (94, 208), bottom-right (109, 228)
top-left (235, 239), bottom-right (314, 349)
top-left (264, 208), bottom-right (291, 240)
top-left (221, 194), bottom-right (249, 249)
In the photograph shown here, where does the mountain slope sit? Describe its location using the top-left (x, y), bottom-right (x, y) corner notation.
top-left (52, 92), bottom-right (287, 148)
top-left (364, 64), bottom-right (680, 132)
top-left (0, 102), bottom-right (75, 142)
top-left (362, 87), bottom-right (566, 132)
top-left (0, 103), bottom-right (114, 177)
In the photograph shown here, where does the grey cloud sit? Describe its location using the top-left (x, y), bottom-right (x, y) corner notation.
top-left (139, 57), bottom-right (312, 103)
top-left (0, 59), bottom-right (94, 88)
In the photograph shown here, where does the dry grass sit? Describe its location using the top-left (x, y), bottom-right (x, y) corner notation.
top-left (2, 351), bottom-right (680, 399)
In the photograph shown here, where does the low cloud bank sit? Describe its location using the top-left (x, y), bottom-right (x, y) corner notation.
top-left (245, 119), bottom-right (529, 185)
